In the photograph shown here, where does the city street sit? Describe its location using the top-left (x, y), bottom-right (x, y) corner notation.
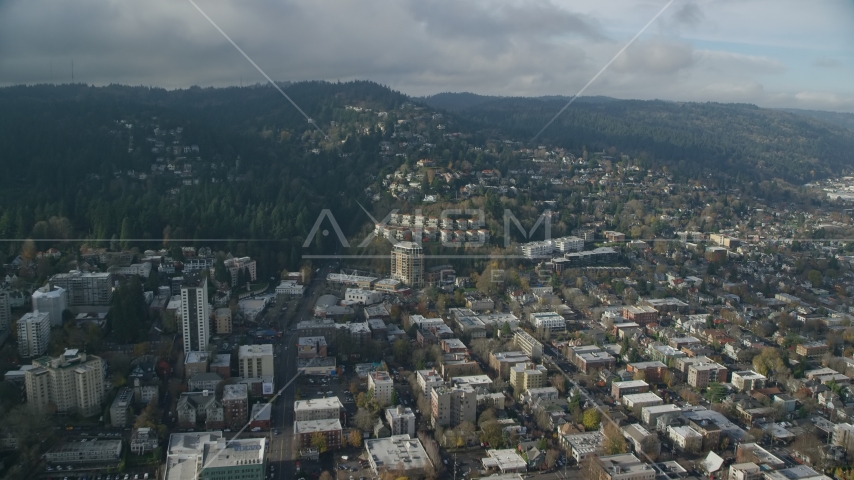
top-left (268, 262), bottom-right (336, 479)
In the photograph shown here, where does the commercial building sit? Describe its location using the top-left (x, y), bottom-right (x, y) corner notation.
top-left (250, 403), bottom-right (272, 431)
top-left (32, 286), bottom-right (68, 327)
top-left (294, 419), bottom-right (343, 450)
top-left (589, 453), bottom-right (656, 480)
top-left (364, 435), bottom-right (433, 477)
top-left (275, 280), bottom-right (304, 295)
top-left (687, 362), bottom-right (728, 388)
top-left (297, 336), bottom-right (328, 359)
top-left (45, 439), bottom-right (122, 465)
top-left (25, 349), bottom-right (105, 417)
top-left (180, 275), bottom-right (211, 353)
top-left (386, 405), bottom-right (416, 437)
top-left (561, 431), bottom-right (604, 463)
top-left (431, 384), bottom-right (477, 427)
top-left (109, 387), bottom-right (134, 427)
top-left (529, 312), bottom-right (566, 333)
top-left (731, 371), bottom-right (766, 392)
top-left (482, 449), bottom-right (528, 473)
top-left (50, 271), bottom-right (113, 307)
top-left (611, 380), bottom-right (649, 400)
top-left (514, 330), bottom-right (543, 360)
top-left (214, 308), bottom-right (232, 335)
top-left (509, 363), bottom-right (547, 395)
top-left (17, 310), bottom-right (51, 358)
top-left (344, 288), bottom-right (382, 305)
top-left (294, 398), bottom-right (344, 422)
top-left (239, 344), bottom-right (275, 379)
top-left (622, 392), bottom-right (664, 410)
top-left (368, 370), bottom-right (394, 405)
top-left (390, 241), bottom-right (424, 288)
top-left (451, 375), bottom-right (493, 390)
top-left (165, 432), bottom-right (265, 480)
top-left (417, 369), bottom-right (445, 399)
top-left (222, 384), bottom-right (249, 429)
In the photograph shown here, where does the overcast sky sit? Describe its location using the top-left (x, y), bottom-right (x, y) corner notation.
top-left (1, 0), bottom-right (853, 111)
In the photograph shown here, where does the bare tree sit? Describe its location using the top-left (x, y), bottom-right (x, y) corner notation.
top-left (545, 449), bottom-right (560, 469)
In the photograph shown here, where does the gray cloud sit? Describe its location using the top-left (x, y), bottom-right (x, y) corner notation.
top-left (0, 0), bottom-right (850, 112)
top-left (674, 2), bottom-right (704, 26)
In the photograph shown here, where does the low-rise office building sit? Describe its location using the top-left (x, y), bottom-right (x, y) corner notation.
top-left (364, 435), bottom-right (433, 477)
top-left (165, 432), bottom-right (265, 480)
top-left (46, 439), bottom-right (123, 465)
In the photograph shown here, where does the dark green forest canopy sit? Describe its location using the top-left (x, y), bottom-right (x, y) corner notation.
top-left (0, 82), bottom-right (413, 268)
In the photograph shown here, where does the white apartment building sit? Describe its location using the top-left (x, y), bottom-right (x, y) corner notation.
top-left (17, 310), bottom-right (51, 358)
top-left (368, 370), bottom-right (394, 405)
top-left (520, 240), bottom-right (554, 259)
top-left (529, 312), bottom-right (566, 333)
top-left (417, 369), bottom-right (445, 399)
top-left (25, 349), bottom-right (105, 417)
top-left (238, 344), bottom-right (274, 379)
top-left (386, 405), bottom-right (416, 437)
top-left (181, 275), bottom-right (210, 353)
top-left (294, 398), bottom-right (344, 422)
top-left (344, 288), bottom-right (383, 305)
top-left (553, 236), bottom-right (585, 253)
top-left (32, 286), bottom-right (67, 327)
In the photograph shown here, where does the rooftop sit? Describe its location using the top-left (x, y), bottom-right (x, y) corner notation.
top-left (298, 336), bottom-right (328, 347)
top-left (294, 419), bottom-right (342, 434)
top-left (364, 434), bottom-right (432, 472)
top-left (294, 398), bottom-right (344, 411)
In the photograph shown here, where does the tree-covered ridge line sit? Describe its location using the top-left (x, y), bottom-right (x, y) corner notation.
top-left (423, 93), bottom-right (854, 183)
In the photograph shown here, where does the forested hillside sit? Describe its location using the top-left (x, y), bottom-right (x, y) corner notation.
top-left (0, 82), bottom-right (411, 272)
top-left (422, 93), bottom-right (854, 183)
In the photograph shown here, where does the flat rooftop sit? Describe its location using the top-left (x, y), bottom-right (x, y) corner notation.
top-left (365, 434), bottom-right (432, 472)
top-left (294, 419), bottom-right (342, 434)
top-left (294, 398), bottom-right (344, 411)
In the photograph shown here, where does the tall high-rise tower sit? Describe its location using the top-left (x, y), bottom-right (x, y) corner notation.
top-left (181, 275), bottom-right (210, 353)
top-left (391, 241), bottom-right (424, 288)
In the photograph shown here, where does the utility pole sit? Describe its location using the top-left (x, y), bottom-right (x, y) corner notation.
top-left (453, 453), bottom-right (457, 480)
